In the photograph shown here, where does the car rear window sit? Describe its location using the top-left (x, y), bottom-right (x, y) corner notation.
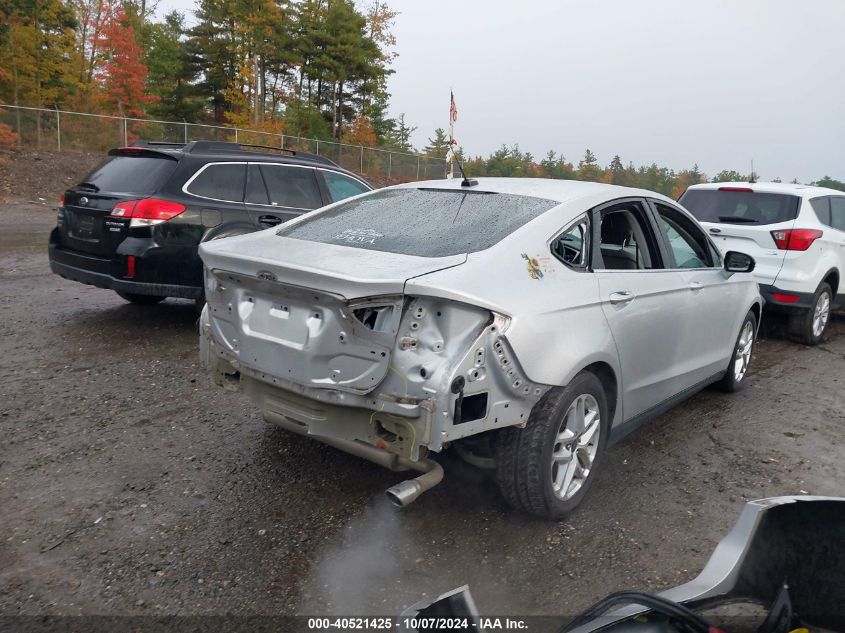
top-left (79, 154), bottom-right (178, 195)
top-left (679, 189), bottom-right (800, 225)
top-left (277, 188), bottom-right (558, 257)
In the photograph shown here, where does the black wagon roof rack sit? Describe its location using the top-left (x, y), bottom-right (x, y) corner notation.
top-left (130, 140), bottom-right (339, 168)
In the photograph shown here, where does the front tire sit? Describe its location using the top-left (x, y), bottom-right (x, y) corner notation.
top-left (789, 282), bottom-right (832, 346)
top-left (716, 310), bottom-right (757, 392)
top-left (495, 371), bottom-right (609, 519)
top-left (116, 291), bottom-right (166, 305)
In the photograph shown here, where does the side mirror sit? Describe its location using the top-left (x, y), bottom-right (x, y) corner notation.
top-left (724, 251), bottom-right (755, 273)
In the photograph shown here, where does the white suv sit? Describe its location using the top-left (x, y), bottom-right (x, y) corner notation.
top-left (680, 182), bottom-right (844, 344)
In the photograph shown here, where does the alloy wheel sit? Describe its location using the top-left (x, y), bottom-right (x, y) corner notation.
top-left (551, 394), bottom-right (601, 501)
top-left (812, 291), bottom-right (831, 338)
top-left (733, 320), bottom-right (754, 382)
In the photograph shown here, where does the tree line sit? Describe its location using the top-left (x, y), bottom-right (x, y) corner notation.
top-left (422, 130), bottom-right (845, 196)
top-left (0, 0), bottom-right (412, 148)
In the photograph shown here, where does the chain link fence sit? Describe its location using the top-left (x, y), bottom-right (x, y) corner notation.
top-left (0, 104), bottom-right (448, 183)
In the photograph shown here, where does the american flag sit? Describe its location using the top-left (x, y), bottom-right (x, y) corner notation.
top-left (450, 91), bottom-right (458, 123)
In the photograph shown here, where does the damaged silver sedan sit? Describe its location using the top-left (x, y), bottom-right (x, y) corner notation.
top-left (199, 178), bottom-right (762, 518)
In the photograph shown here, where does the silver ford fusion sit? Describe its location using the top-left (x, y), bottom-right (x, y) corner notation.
top-left (199, 178), bottom-right (762, 518)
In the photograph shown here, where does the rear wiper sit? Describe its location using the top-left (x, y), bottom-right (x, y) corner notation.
top-left (76, 182), bottom-right (100, 192)
top-left (718, 216), bottom-right (758, 223)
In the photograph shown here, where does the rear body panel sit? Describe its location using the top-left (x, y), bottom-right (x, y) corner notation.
top-left (199, 227), bottom-right (553, 458)
top-left (701, 219), bottom-right (793, 285)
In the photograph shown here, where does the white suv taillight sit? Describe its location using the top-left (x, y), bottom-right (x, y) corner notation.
top-left (770, 228), bottom-right (823, 251)
top-left (111, 198), bottom-right (186, 227)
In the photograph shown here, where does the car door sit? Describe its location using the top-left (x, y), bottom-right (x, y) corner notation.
top-left (592, 199), bottom-right (696, 422)
top-left (244, 163), bottom-right (325, 229)
top-left (829, 197), bottom-right (845, 303)
top-left (183, 161), bottom-right (248, 230)
top-left (649, 199), bottom-right (741, 381)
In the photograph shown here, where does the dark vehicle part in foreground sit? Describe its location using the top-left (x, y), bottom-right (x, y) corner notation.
top-left (401, 496), bottom-right (845, 633)
top-left (48, 141), bottom-right (371, 307)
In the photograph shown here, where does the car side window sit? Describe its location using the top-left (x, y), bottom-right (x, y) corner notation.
top-left (323, 171), bottom-right (370, 202)
top-left (245, 164), bottom-right (270, 205)
top-left (810, 197), bottom-right (831, 226)
top-left (551, 216), bottom-right (590, 270)
top-left (595, 202), bottom-right (663, 270)
top-left (186, 164), bottom-right (246, 202)
top-left (258, 165), bottom-right (322, 210)
top-left (830, 197), bottom-right (845, 232)
top-left (654, 202), bottom-right (715, 269)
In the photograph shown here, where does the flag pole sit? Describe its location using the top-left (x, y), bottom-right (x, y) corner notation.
top-left (448, 90), bottom-right (457, 179)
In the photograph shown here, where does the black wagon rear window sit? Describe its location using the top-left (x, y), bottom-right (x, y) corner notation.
top-left (679, 189), bottom-right (800, 225)
top-left (79, 154), bottom-right (177, 195)
top-left (277, 188), bottom-right (558, 257)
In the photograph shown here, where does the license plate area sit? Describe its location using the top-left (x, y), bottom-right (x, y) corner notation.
top-left (208, 271), bottom-right (403, 394)
top-left (68, 210), bottom-right (102, 242)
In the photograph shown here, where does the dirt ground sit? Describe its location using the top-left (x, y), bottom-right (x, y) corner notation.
top-left (0, 188), bottom-right (843, 621)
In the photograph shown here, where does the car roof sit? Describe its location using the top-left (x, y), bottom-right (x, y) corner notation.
top-left (392, 177), bottom-right (676, 205)
top-left (687, 181), bottom-right (842, 198)
top-left (118, 141), bottom-right (367, 182)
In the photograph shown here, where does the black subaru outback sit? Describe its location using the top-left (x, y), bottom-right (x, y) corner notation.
top-left (48, 140), bottom-right (372, 306)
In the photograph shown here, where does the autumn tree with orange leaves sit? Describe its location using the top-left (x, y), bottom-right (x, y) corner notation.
top-left (92, 0), bottom-right (157, 118)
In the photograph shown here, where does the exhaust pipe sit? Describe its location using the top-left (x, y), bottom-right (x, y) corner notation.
top-left (266, 412), bottom-right (444, 505)
top-left (385, 459), bottom-right (444, 508)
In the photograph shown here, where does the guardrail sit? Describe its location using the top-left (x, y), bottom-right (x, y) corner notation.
top-left (0, 104), bottom-right (448, 182)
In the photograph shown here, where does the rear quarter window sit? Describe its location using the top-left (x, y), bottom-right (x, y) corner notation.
top-left (324, 171), bottom-right (371, 202)
top-left (810, 197), bottom-right (831, 225)
top-left (186, 163), bottom-right (246, 202)
top-left (277, 188), bottom-right (558, 257)
top-left (80, 155), bottom-right (178, 195)
top-left (680, 189), bottom-right (800, 225)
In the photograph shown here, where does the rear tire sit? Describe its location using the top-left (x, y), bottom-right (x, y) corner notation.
top-left (789, 282), bottom-right (832, 346)
top-left (116, 291), bottom-right (166, 305)
top-left (716, 310), bottom-right (756, 392)
top-left (495, 371), bottom-right (609, 519)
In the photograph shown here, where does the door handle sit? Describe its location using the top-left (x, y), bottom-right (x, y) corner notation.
top-left (258, 214), bottom-right (282, 227)
top-left (688, 281), bottom-right (704, 291)
top-left (609, 291), bottom-right (635, 305)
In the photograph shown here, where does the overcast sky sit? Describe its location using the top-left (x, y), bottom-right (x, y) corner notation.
top-left (157, 0), bottom-right (844, 182)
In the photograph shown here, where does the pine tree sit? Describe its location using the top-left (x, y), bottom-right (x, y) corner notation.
top-left (423, 127), bottom-right (450, 159)
top-left (577, 149), bottom-right (601, 182)
top-left (143, 11), bottom-right (202, 121)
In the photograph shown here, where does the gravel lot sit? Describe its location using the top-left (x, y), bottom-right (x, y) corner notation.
top-left (1, 197), bottom-right (843, 620)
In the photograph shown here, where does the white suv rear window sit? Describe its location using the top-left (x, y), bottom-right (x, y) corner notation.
top-left (680, 189), bottom-right (800, 225)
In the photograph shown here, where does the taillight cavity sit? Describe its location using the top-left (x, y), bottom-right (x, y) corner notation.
top-left (111, 198), bottom-right (186, 227)
top-left (770, 229), bottom-right (823, 251)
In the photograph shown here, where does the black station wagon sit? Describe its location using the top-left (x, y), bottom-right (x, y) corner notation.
top-left (48, 140), bottom-right (372, 307)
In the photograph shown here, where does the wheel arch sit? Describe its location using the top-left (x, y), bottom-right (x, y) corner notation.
top-left (200, 222), bottom-right (257, 243)
top-left (749, 300), bottom-right (762, 332)
top-left (821, 268), bottom-right (839, 298)
top-left (577, 360), bottom-right (619, 427)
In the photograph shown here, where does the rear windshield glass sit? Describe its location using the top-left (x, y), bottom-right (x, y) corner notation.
top-left (277, 188), bottom-right (558, 257)
top-left (679, 189), bottom-right (800, 225)
top-left (79, 154), bottom-right (178, 195)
